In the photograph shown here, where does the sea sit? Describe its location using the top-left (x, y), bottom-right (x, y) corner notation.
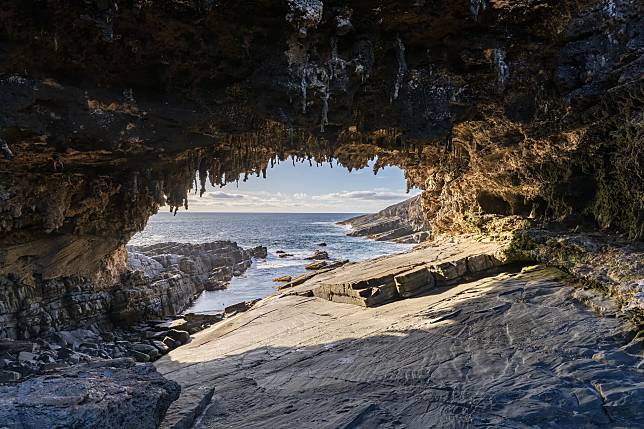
top-left (128, 212), bottom-right (412, 314)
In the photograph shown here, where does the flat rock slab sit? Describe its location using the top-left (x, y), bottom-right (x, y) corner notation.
top-left (280, 236), bottom-right (508, 306)
top-left (156, 266), bottom-right (644, 428)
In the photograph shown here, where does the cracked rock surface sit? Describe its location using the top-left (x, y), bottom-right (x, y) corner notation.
top-left (156, 246), bottom-right (644, 428)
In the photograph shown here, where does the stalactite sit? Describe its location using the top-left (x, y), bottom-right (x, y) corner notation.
top-left (469, 0), bottom-right (487, 20)
top-left (320, 89), bottom-right (330, 132)
top-left (198, 158), bottom-right (208, 197)
top-left (492, 48), bottom-right (509, 91)
top-left (130, 172), bottom-right (139, 202)
top-left (301, 67), bottom-right (309, 113)
top-left (392, 35), bottom-right (407, 102)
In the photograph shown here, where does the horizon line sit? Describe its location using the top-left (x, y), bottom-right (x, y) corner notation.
top-left (155, 211), bottom-right (368, 215)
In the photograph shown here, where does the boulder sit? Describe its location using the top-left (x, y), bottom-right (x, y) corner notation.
top-left (182, 313), bottom-right (224, 333)
top-left (305, 250), bottom-right (329, 260)
top-left (157, 318), bottom-right (188, 332)
top-left (132, 343), bottom-right (160, 360)
top-left (431, 260), bottom-right (468, 283)
top-left (0, 359), bottom-right (179, 428)
top-left (152, 340), bottom-right (170, 354)
top-left (466, 254), bottom-right (499, 273)
top-left (166, 329), bottom-right (190, 345)
top-left (0, 370), bottom-right (21, 383)
top-left (250, 246), bottom-right (268, 259)
top-left (394, 267), bottom-right (434, 298)
top-left (224, 299), bottom-right (260, 317)
top-left (131, 350), bottom-right (150, 362)
top-left (162, 337), bottom-right (179, 350)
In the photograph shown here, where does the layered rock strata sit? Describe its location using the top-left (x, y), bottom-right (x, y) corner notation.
top-left (121, 241), bottom-right (267, 322)
top-left (340, 195), bottom-right (430, 243)
top-left (280, 235), bottom-right (511, 307)
top-left (0, 241), bottom-right (265, 339)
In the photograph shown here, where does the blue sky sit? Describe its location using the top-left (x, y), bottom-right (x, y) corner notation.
top-left (187, 158), bottom-right (419, 213)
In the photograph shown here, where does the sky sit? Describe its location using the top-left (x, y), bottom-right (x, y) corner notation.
top-left (186, 158), bottom-right (420, 213)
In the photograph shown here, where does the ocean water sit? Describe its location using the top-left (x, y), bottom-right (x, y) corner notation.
top-left (129, 212), bottom-right (412, 314)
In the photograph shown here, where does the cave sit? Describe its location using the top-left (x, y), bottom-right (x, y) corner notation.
top-left (476, 191), bottom-right (512, 215)
top-left (0, 0), bottom-right (643, 427)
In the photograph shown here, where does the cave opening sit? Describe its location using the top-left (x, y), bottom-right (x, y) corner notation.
top-left (128, 156), bottom-right (422, 313)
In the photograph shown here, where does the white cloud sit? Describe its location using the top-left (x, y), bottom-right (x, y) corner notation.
top-left (186, 187), bottom-right (419, 213)
top-left (312, 190), bottom-right (409, 201)
top-left (203, 191), bottom-right (245, 200)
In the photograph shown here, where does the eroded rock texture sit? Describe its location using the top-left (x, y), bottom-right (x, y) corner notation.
top-left (156, 266), bottom-right (644, 429)
top-left (0, 241), bottom-right (263, 339)
top-left (0, 1), bottom-right (642, 332)
top-left (340, 195), bottom-right (430, 243)
top-left (0, 358), bottom-right (180, 429)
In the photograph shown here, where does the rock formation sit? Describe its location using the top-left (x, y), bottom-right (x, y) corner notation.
top-left (1, 358), bottom-right (180, 429)
top-left (1, 0), bottom-right (641, 303)
top-left (281, 235), bottom-right (509, 306)
top-left (340, 194), bottom-right (430, 243)
top-left (0, 1), bottom-right (642, 426)
top-left (0, 241), bottom-right (265, 339)
top-left (156, 242), bottom-right (644, 428)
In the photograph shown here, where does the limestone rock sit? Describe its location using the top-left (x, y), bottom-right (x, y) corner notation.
top-left (340, 196), bottom-right (429, 243)
top-left (466, 254), bottom-right (498, 273)
top-left (0, 241), bottom-right (264, 340)
top-left (156, 266), bottom-right (644, 429)
top-left (166, 329), bottom-right (190, 346)
top-left (394, 267), bottom-right (434, 298)
top-left (431, 259), bottom-right (468, 283)
top-left (284, 237), bottom-right (510, 307)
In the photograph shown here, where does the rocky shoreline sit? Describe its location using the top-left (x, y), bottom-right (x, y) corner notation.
top-left (156, 233), bottom-right (644, 429)
top-left (0, 0), bottom-right (642, 426)
top-left (1, 232), bottom-right (642, 427)
top-left (0, 240), bottom-right (267, 422)
top-left (339, 196), bottom-right (430, 244)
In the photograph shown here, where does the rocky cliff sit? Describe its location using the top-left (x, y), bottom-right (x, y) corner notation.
top-left (0, 1), bottom-right (642, 329)
top-left (339, 195), bottom-right (430, 242)
top-left (0, 241), bottom-right (265, 339)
